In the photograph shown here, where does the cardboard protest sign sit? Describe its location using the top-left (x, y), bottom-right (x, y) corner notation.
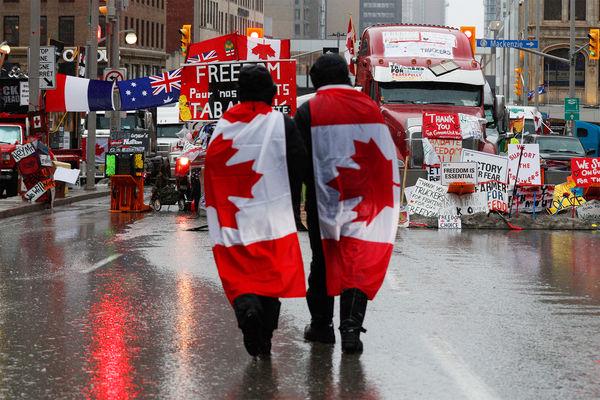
top-left (571, 157), bottom-right (600, 187)
top-left (427, 166), bottom-right (441, 182)
top-left (11, 143), bottom-right (36, 163)
top-left (441, 162), bottom-right (478, 186)
top-left (547, 181), bottom-right (586, 215)
top-left (507, 144), bottom-right (542, 186)
top-left (461, 149), bottom-right (509, 184)
top-left (441, 192), bottom-right (488, 216)
top-left (407, 178), bottom-right (447, 217)
top-left (422, 112), bottom-right (461, 139)
top-left (24, 179), bottom-right (55, 202)
top-left (180, 60), bottom-right (296, 121)
top-left (438, 215), bottom-right (461, 229)
top-left (423, 138), bottom-right (462, 165)
top-left (54, 167), bottom-right (80, 184)
top-left (507, 185), bottom-right (555, 214)
top-left (476, 181), bottom-right (509, 213)
top-left (577, 200), bottom-right (600, 220)
top-left (458, 114), bottom-right (484, 140)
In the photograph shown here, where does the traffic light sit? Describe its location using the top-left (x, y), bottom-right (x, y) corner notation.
top-left (180, 24), bottom-right (191, 57)
top-left (460, 26), bottom-right (476, 56)
top-left (514, 67), bottom-right (523, 97)
top-left (589, 28), bottom-right (599, 60)
top-left (246, 27), bottom-right (264, 39)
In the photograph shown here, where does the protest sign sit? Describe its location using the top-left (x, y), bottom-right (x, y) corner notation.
top-left (54, 167), bottom-right (80, 184)
top-left (571, 157), bottom-right (600, 187)
top-left (438, 215), bottom-right (462, 229)
top-left (422, 112), bottom-right (461, 139)
top-left (109, 130), bottom-right (150, 154)
top-left (427, 166), bottom-right (441, 182)
top-left (441, 192), bottom-right (488, 216)
top-left (577, 200), bottom-right (600, 220)
top-left (547, 181), bottom-right (586, 215)
top-left (441, 162), bottom-right (478, 186)
top-left (461, 149), bottom-right (509, 184)
top-left (507, 185), bottom-right (554, 214)
top-left (407, 178), bottom-right (447, 217)
top-left (458, 114), bottom-right (484, 140)
top-left (507, 144), bottom-right (542, 186)
top-left (180, 60), bottom-right (296, 121)
top-left (476, 181), bottom-right (509, 213)
top-left (23, 179), bottom-right (55, 202)
top-left (423, 138), bottom-right (462, 165)
top-left (11, 143), bottom-right (36, 163)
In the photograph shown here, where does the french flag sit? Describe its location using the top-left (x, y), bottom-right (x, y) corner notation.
top-left (45, 74), bottom-right (114, 112)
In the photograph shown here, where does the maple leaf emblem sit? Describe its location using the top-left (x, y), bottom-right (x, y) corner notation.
top-left (205, 134), bottom-right (263, 229)
top-left (327, 139), bottom-right (394, 225)
top-left (252, 43), bottom-right (276, 60)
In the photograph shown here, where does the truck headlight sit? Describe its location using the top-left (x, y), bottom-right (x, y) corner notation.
top-left (1, 154), bottom-right (10, 161)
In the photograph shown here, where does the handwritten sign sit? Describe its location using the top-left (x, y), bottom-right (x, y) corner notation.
top-left (422, 112), bottom-right (461, 139)
top-left (407, 178), bottom-right (447, 217)
top-left (507, 144), bottom-right (541, 186)
top-left (23, 179), bottom-right (55, 202)
top-left (461, 149), bottom-right (509, 184)
top-left (571, 157), bottom-right (600, 187)
top-left (438, 215), bottom-right (462, 229)
top-left (441, 192), bottom-right (488, 216)
top-left (423, 138), bottom-right (463, 165)
top-left (577, 200), bottom-right (600, 219)
top-left (441, 162), bottom-right (478, 186)
top-left (476, 181), bottom-right (509, 213)
top-left (11, 143), bottom-right (36, 162)
top-left (507, 185), bottom-right (555, 214)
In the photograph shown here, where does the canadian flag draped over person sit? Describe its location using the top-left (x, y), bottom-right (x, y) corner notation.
top-left (345, 16), bottom-right (357, 75)
top-left (204, 101), bottom-right (306, 303)
top-left (310, 86), bottom-right (400, 299)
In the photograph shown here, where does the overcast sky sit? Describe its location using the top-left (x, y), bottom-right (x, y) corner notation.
top-left (445, 0), bottom-right (485, 35)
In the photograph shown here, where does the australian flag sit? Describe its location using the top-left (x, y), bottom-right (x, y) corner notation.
top-left (117, 68), bottom-right (181, 110)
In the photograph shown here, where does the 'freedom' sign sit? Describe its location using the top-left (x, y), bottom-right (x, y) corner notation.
top-left (179, 60), bottom-right (297, 121)
top-left (571, 157), bottom-right (600, 187)
top-left (422, 112), bottom-right (461, 139)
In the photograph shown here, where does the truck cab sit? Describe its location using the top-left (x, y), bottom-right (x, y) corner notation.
top-left (574, 121), bottom-right (600, 157)
top-left (156, 103), bottom-right (184, 155)
top-left (0, 117), bottom-right (26, 197)
top-left (355, 24), bottom-right (495, 167)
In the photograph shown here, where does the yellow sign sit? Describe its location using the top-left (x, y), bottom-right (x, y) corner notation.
top-left (547, 180), bottom-right (586, 215)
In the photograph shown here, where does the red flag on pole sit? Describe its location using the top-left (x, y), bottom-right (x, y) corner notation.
top-left (345, 16), bottom-right (357, 75)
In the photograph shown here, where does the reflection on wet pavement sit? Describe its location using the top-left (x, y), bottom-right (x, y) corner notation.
top-left (0, 199), bottom-right (600, 399)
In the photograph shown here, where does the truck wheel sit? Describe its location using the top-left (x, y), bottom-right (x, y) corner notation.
top-left (178, 198), bottom-right (186, 211)
top-left (151, 198), bottom-right (162, 211)
top-left (6, 174), bottom-right (18, 197)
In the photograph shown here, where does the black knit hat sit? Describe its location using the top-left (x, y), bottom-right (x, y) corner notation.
top-left (309, 54), bottom-right (351, 89)
top-left (238, 64), bottom-right (277, 104)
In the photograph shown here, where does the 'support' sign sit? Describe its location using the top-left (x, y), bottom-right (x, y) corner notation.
top-left (508, 144), bottom-right (541, 186)
top-left (461, 149), bottom-right (509, 184)
top-left (571, 157), bottom-right (600, 187)
top-left (180, 60), bottom-right (296, 121)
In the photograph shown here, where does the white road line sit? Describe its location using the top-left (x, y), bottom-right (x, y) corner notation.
top-left (81, 254), bottom-right (122, 274)
top-left (424, 336), bottom-right (501, 400)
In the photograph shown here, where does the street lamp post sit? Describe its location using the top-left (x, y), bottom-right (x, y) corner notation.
top-left (86, 0), bottom-right (99, 190)
top-left (29, 0), bottom-right (41, 112)
top-left (108, 0), bottom-right (122, 149)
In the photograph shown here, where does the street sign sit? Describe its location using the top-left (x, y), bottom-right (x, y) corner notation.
top-left (476, 39), bottom-right (539, 49)
top-left (104, 68), bottom-right (127, 82)
top-left (564, 97), bottom-right (580, 121)
top-left (322, 47), bottom-right (339, 54)
top-left (38, 46), bottom-right (56, 89)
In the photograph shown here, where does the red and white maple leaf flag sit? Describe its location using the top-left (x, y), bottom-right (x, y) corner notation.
top-left (237, 35), bottom-right (291, 61)
top-left (204, 101), bottom-right (306, 303)
top-left (345, 16), bottom-right (357, 75)
top-left (310, 86), bottom-right (400, 300)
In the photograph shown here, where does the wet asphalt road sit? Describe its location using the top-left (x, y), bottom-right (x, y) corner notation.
top-left (1, 198), bottom-right (600, 399)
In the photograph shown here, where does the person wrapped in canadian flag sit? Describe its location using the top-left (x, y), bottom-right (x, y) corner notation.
top-left (204, 65), bottom-right (307, 357)
top-left (294, 54), bottom-right (400, 353)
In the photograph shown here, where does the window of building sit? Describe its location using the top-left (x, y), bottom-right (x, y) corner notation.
top-left (543, 0), bottom-right (562, 20)
top-left (3, 16), bottom-right (19, 46)
top-left (58, 16), bottom-right (75, 45)
top-left (3, 0), bottom-right (19, 3)
top-left (568, 0), bottom-right (586, 20)
top-left (40, 16), bottom-right (47, 45)
top-left (544, 48), bottom-right (585, 87)
top-left (160, 24), bottom-right (164, 49)
top-left (151, 21), bottom-right (154, 47)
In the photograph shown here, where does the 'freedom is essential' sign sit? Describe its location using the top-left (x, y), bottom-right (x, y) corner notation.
top-left (441, 162), bottom-right (478, 186)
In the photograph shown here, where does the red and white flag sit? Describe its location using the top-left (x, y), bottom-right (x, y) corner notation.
top-left (345, 16), bottom-right (357, 75)
top-left (237, 36), bottom-right (291, 61)
top-left (309, 86), bottom-right (400, 299)
top-left (204, 101), bottom-right (306, 303)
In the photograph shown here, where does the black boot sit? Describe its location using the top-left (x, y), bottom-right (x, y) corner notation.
top-left (259, 297), bottom-right (281, 357)
top-left (233, 294), bottom-right (266, 357)
top-left (304, 261), bottom-right (335, 344)
top-left (339, 289), bottom-right (368, 354)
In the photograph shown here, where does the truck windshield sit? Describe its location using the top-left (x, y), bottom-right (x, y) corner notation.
top-left (379, 82), bottom-right (482, 107)
top-left (96, 115), bottom-right (138, 130)
top-left (0, 126), bottom-right (22, 144)
top-left (158, 125), bottom-right (183, 138)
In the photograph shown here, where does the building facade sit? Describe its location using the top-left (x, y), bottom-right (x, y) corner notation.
top-left (359, 0), bottom-right (401, 35)
top-left (402, 0), bottom-right (445, 26)
top-left (0, 0), bottom-right (168, 79)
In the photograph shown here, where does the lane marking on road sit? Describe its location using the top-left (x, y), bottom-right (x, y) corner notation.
top-left (81, 254), bottom-right (122, 274)
top-left (424, 336), bottom-right (501, 400)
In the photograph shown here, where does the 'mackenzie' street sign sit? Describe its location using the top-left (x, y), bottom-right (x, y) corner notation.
top-left (476, 39), bottom-right (539, 49)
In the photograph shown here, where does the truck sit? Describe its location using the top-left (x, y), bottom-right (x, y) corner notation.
top-left (354, 24), bottom-right (497, 167)
top-left (0, 113), bottom-right (26, 197)
top-left (156, 103), bottom-right (184, 156)
top-left (507, 105), bottom-right (543, 135)
top-left (574, 121), bottom-right (600, 157)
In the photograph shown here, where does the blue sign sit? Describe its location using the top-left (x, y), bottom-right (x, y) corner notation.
top-left (476, 39), bottom-right (539, 49)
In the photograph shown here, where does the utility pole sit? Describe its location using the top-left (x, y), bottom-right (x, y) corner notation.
top-left (568, 0), bottom-right (576, 134)
top-left (28, 0), bottom-right (41, 112)
top-left (108, 0), bottom-right (121, 143)
top-left (523, 0), bottom-right (529, 106)
top-left (85, 0), bottom-right (99, 190)
top-left (193, 0), bottom-right (201, 40)
top-left (534, 0), bottom-right (541, 108)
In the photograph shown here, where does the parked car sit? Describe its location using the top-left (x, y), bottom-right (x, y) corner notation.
top-left (523, 134), bottom-right (590, 171)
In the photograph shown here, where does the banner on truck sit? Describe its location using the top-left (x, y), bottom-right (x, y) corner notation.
top-left (461, 149), bottom-right (509, 184)
top-left (179, 60), bottom-right (296, 121)
top-left (507, 144), bottom-right (541, 186)
top-left (382, 31), bottom-right (455, 59)
top-left (571, 157), bottom-right (600, 187)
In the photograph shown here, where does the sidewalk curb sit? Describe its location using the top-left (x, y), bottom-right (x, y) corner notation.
top-left (0, 189), bottom-right (110, 220)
